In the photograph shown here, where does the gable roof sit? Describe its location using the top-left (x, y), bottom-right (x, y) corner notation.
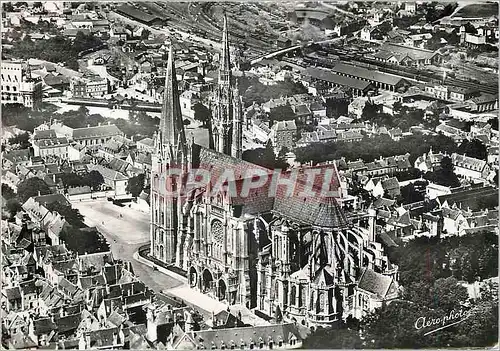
top-left (304, 67), bottom-right (373, 91)
top-left (184, 323), bottom-right (302, 349)
top-left (86, 164), bottom-right (128, 181)
top-left (34, 194), bottom-right (71, 207)
top-left (331, 62), bottom-right (407, 86)
top-left (357, 268), bottom-right (394, 298)
top-left (72, 125), bottom-right (122, 140)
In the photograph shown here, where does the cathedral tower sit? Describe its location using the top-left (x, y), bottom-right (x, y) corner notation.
top-left (212, 14), bottom-right (243, 158)
top-left (150, 45), bottom-right (187, 264)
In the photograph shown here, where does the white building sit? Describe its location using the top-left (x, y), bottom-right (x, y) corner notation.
top-left (1, 60), bottom-right (43, 108)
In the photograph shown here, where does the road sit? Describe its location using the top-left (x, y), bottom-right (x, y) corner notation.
top-left (73, 200), bottom-right (183, 292)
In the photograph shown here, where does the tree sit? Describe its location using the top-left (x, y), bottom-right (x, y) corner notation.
top-left (46, 202), bottom-right (85, 228)
top-left (59, 226), bottom-right (109, 255)
top-left (425, 156), bottom-right (460, 188)
top-left (17, 178), bottom-right (51, 203)
top-left (126, 173), bottom-right (146, 197)
top-left (2, 184), bottom-right (16, 200)
top-left (269, 104), bottom-right (295, 124)
top-left (193, 103), bottom-right (211, 127)
top-left (84, 170), bottom-right (104, 191)
top-left (5, 199), bottom-right (22, 218)
top-left (464, 22), bottom-right (478, 35)
top-left (429, 277), bottom-right (469, 311)
top-left (399, 182), bottom-right (425, 204)
top-left (140, 28), bottom-right (151, 40)
top-left (361, 101), bottom-right (381, 121)
top-left (457, 139), bottom-right (487, 160)
top-left (304, 326), bottom-right (364, 349)
top-left (8, 132), bottom-right (30, 149)
top-left (242, 141), bottom-right (288, 170)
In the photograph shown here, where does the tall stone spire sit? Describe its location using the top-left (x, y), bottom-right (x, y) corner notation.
top-left (219, 13), bottom-right (231, 85)
top-left (211, 13), bottom-right (243, 158)
top-left (160, 45), bottom-right (186, 149)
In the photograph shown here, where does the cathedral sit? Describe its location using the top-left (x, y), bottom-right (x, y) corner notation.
top-left (149, 15), bottom-right (398, 327)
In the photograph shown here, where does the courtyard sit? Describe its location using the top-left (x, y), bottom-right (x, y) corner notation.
top-left (73, 199), bottom-right (184, 292)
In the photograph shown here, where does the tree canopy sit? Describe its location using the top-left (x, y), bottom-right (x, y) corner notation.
top-left (193, 103), bottom-right (211, 128)
top-left (17, 177), bottom-right (52, 203)
top-left (126, 173), bottom-right (146, 197)
top-left (295, 134), bottom-right (459, 166)
top-left (424, 156), bottom-right (461, 188)
top-left (457, 139), bottom-right (488, 160)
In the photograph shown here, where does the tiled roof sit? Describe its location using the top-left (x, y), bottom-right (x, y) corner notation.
top-left (272, 120), bottom-right (297, 132)
top-left (86, 164), bottom-right (128, 181)
top-left (34, 129), bottom-right (57, 140)
top-left (451, 153), bottom-right (487, 172)
top-left (3, 149), bottom-right (31, 164)
top-left (184, 323), bottom-right (302, 349)
top-left (137, 137), bottom-right (154, 147)
top-left (304, 67), bottom-right (373, 91)
top-left (34, 317), bottom-right (57, 336)
top-left (357, 268), bottom-right (394, 298)
top-left (34, 194), bottom-right (71, 207)
top-left (54, 313), bottom-right (81, 334)
top-left (437, 186), bottom-right (498, 211)
top-left (72, 125), bottom-right (122, 140)
top-left (379, 42), bottom-right (438, 61)
top-left (5, 287), bottom-right (21, 300)
top-left (331, 62), bottom-right (406, 86)
top-left (381, 177), bottom-right (399, 191)
top-left (194, 144), bottom-right (346, 228)
top-left (78, 251), bottom-right (113, 273)
top-left (116, 4), bottom-right (163, 23)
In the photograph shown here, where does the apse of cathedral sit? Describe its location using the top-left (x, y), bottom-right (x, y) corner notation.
top-left (150, 15), bottom-right (399, 327)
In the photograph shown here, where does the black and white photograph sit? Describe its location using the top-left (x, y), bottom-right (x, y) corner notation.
top-left (1, 1), bottom-right (498, 349)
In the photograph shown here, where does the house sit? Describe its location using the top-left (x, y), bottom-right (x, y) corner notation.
top-left (173, 323), bottom-right (303, 349)
top-left (137, 138), bottom-right (154, 153)
top-left (360, 26), bottom-right (383, 41)
top-left (32, 136), bottom-right (70, 160)
top-left (179, 90), bottom-right (199, 119)
top-left (449, 86), bottom-right (479, 102)
top-left (381, 177), bottom-right (401, 199)
top-left (303, 67), bottom-right (376, 97)
top-left (110, 25), bottom-right (128, 41)
top-left (269, 120), bottom-right (297, 153)
top-left (86, 164), bottom-right (129, 198)
top-left (3, 149), bottom-right (32, 170)
top-left (72, 124), bottom-right (123, 147)
top-left (330, 62), bottom-right (410, 92)
top-left (414, 148), bottom-right (445, 173)
top-left (374, 43), bottom-right (442, 66)
top-left (451, 153), bottom-right (490, 181)
top-left (436, 185), bottom-right (498, 212)
top-left (365, 176), bottom-right (400, 198)
top-left (352, 268), bottom-right (399, 320)
top-left (70, 74), bottom-right (108, 98)
top-left (468, 93), bottom-right (499, 112)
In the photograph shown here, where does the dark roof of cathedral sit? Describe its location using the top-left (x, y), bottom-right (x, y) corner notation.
top-left (195, 145), bottom-right (347, 228)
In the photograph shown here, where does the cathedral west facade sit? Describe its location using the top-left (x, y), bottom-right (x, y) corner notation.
top-left (149, 15), bottom-right (398, 327)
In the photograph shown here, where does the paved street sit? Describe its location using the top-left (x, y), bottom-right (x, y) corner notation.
top-left (74, 199), bottom-right (184, 292)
